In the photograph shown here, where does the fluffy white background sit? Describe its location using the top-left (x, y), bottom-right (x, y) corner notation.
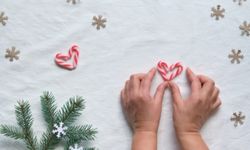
top-left (0, 0), bottom-right (249, 149)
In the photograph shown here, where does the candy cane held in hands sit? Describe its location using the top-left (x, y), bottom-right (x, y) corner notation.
top-left (157, 61), bottom-right (183, 81)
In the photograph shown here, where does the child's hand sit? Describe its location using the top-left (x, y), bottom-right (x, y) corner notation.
top-left (120, 68), bottom-right (168, 134)
top-left (169, 68), bottom-right (221, 135)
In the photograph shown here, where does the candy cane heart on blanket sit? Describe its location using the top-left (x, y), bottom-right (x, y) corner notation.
top-left (55, 45), bottom-right (80, 70)
top-left (157, 61), bottom-right (183, 81)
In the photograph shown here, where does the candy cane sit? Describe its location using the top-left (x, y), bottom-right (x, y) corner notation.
top-left (55, 45), bottom-right (79, 70)
top-left (157, 61), bottom-right (183, 81)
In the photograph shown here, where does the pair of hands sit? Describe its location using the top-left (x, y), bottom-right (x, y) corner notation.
top-left (120, 67), bottom-right (221, 150)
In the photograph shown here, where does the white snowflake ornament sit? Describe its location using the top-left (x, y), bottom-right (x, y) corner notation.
top-left (52, 122), bottom-right (68, 138)
top-left (69, 144), bottom-right (83, 150)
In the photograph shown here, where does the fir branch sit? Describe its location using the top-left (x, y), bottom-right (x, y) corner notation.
top-left (1, 92), bottom-right (97, 150)
top-left (0, 125), bottom-right (24, 139)
top-left (40, 92), bottom-right (59, 150)
top-left (40, 130), bottom-right (60, 150)
top-left (15, 101), bottom-right (38, 150)
top-left (63, 125), bottom-right (97, 150)
top-left (41, 91), bottom-right (58, 129)
top-left (57, 96), bottom-right (85, 125)
top-left (15, 101), bottom-right (33, 129)
top-left (66, 125), bottom-right (97, 142)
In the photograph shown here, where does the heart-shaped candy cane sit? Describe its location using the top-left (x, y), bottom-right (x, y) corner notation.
top-left (55, 45), bottom-right (79, 70)
top-left (157, 61), bottom-right (183, 81)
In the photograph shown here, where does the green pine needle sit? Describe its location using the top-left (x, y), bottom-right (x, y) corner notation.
top-left (40, 130), bottom-right (60, 150)
top-left (15, 100), bottom-right (38, 150)
top-left (15, 101), bottom-right (33, 130)
top-left (65, 125), bottom-right (97, 144)
top-left (57, 96), bottom-right (85, 125)
top-left (63, 125), bottom-right (97, 150)
top-left (41, 91), bottom-right (57, 129)
top-left (0, 125), bottom-right (24, 139)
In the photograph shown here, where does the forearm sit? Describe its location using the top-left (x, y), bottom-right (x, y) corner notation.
top-left (132, 131), bottom-right (157, 150)
top-left (177, 133), bottom-right (209, 150)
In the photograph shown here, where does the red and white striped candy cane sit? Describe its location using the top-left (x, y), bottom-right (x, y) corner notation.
top-left (55, 45), bottom-right (80, 70)
top-left (157, 61), bottom-right (183, 81)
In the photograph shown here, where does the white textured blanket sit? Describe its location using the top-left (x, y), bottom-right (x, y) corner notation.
top-left (0, 0), bottom-right (249, 149)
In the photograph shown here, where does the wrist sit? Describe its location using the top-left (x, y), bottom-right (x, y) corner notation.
top-left (177, 131), bottom-right (201, 141)
top-left (133, 121), bottom-right (158, 134)
top-left (132, 131), bottom-right (157, 150)
top-left (134, 130), bottom-right (157, 137)
top-left (176, 132), bottom-right (208, 150)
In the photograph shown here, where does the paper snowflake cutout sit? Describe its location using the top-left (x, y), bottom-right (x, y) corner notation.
top-left (233, 0), bottom-right (247, 5)
top-left (0, 11), bottom-right (8, 26)
top-left (228, 49), bottom-right (244, 64)
top-left (5, 47), bottom-right (20, 62)
top-left (52, 122), bottom-right (68, 138)
top-left (230, 112), bottom-right (245, 127)
top-left (67, 0), bottom-right (78, 4)
top-left (92, 15), bottom-right (107, 30)
top-left (69, 144), bottom-right (83, 150)
top-left (211, 5), bottom-right (225, 20)
top-left (239, 21), bottom-right (250, 36)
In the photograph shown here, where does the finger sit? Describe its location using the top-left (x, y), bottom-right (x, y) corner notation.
top-left (186, 68), bottom-right (201, 97)
top-left (124, 80), bottom-right (130, 102)
top-left (130, 73), bottom-right (145, 80)
top-left (120, 89), bottom-right (127, 107)
top-left (197, 75), bottom-right (215, 94)
top-left (125, 80), bottom-right (130, 93)
top-left (212, 98), bottom-right (222, 109)
top-left (129, 73), bottom-right (146, 91)
top-left (169, 81), bottom-right (183, 106)
top-left (141, 67), bottom-right (157, 93)
top-left (120, 89), bottom-right (125, 100)
top-left (211, 87), bottom-right (220, 102)
top-left (154, 82), bottom-right (169, 104)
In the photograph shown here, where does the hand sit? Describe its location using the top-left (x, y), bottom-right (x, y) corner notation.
top-left (120, 68), bottom-right (168, 133)
top-left (169, 68), bottom-right (221, 135)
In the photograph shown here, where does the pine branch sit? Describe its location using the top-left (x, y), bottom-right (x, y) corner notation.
top-left (41, 91), bottom-right (58, 129)
top-left (63, 125), bottom-right (97, 150)
top-left (66, 125), bottom-right (97, 142)
top-left (15, 101), bottom-right (33, 129)
top-left (0, 125), bottom-right (24, 139)
top-left (57, 96), bottom-right (85, 125)
top-left (15, 101), bottom-right (38, 150)
top-left (40, 92), bottom-right (60, 150)
top-left (1, 92), bottom-right (97, 150)
top-left (40, 130), bottom-right (60, 150)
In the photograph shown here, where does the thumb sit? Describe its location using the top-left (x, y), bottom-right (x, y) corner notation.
top-left (169, 81), bottom-right (183, 106)
top-left (154, 81), bottom-right (169, 104)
